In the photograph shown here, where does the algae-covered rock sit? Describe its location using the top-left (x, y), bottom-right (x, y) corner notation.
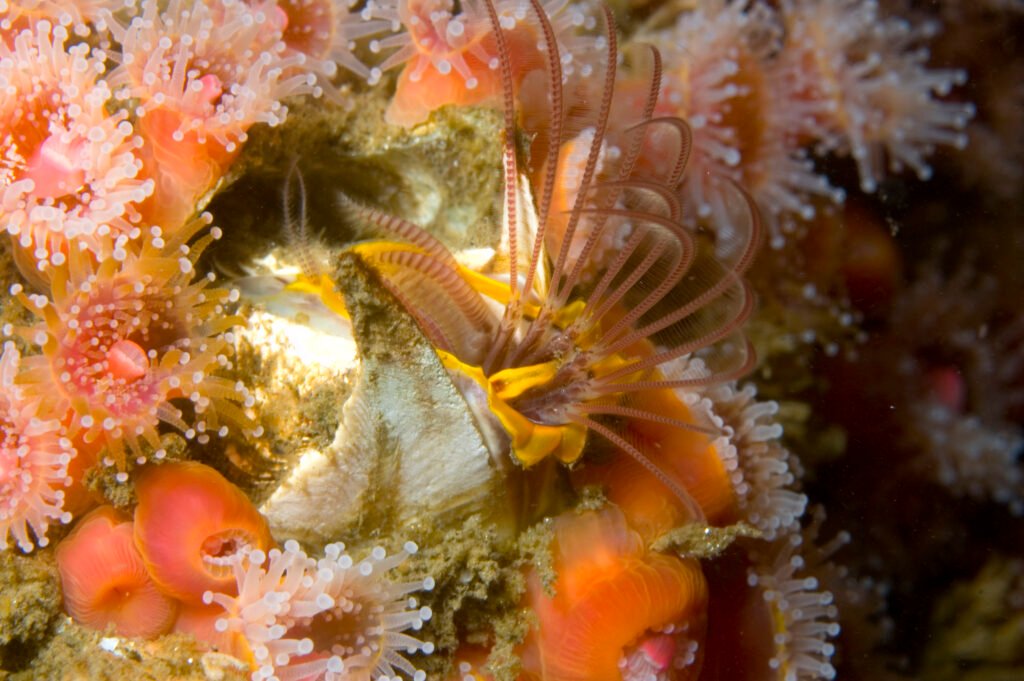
top-left (210, 90), bottom-right (505, 266)
top-left (12, 623), bottom-right (248, 681)
top-left (0, 550), bottom-right (61, 672)
top-left (921, 556), bottom-right (1024, 681)
top-left (228, 306), bottom-right (358, 504)
top-left (260, 255), bottom-right (517, 545)
top-left (651, 522), bottom-right (761, 558)
top-left (409, 514), bottom-right (525, 679)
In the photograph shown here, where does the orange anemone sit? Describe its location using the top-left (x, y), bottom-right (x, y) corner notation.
top-left (521, 508), bottom-right (708, 681)
top-left (133, 461), bottom-right (273, 603)
top-left (174, 601), bottom-right (249, 659)
top-left (572, 369), bottom-right (740, 543)
top-left (135, 107), bottom-right (228, 229)
top-left (378, 0), bottom-right (543, 127)
top-left (626, 386), bottom-right (738, 524)
top-left (56, 506), bottom-right (177, 639)
top-left (701, 535), bottom-right (840, 681)
top-left (386, 40), bottom-right (505, 127)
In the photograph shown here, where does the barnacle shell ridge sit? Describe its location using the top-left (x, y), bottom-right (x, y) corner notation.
top-left (260, 254), bottom-right (516, 543)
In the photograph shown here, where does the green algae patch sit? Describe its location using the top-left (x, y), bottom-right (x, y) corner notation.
top-left (921, 556), bottom-right (1024, 681)
top-left (572, 484), bottom-right (609, 512)
top-left (0, 241), bottom-right (30, 338)
top-left (485, 607), bottom-right (534, 681)
top-left (12, 624), bottom-right (248, 681)
top-left (409, 514), bottom-right (524, 679)
top-left (397, 513), bottom-right (557, 681)
top-left (516, 519), bottom-right (557, 597)
top-left (464, 518), bottom-right (560, 681)
top-left (79, 434), bottom-right (191, 512)
top-left (652, 522), bottom-right (761, 559)
top-left (0, 239), bottom-right (18, 295)
top-left (0, 550), bottom-right (62, 672)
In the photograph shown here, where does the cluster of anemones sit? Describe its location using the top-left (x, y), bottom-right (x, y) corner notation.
top-left (1, 0), bottom-right (328, 260)
top-left (564, 371), bottom-right (834, 681)
top-left (444, 504), bottom-right (839, 681)
top-left (205, 538), bottom-right (435, 681)
top-left (0, 3), bottom-right (980, 681)
top-left (0, 206), bottom-right (258, 549)
top-left (0, 341), bottom-right (75, 551)
top-left (352, 0), bottom-right (607, 127)
top-left (53, 461), bottom-right (436, 678)
top-left (891, 262), bottom-right (1023, 512)
top-left (54, 462), bottom-right (272, 639)
top-left (0, 2), bottom-right (290, 551)
top-left (826, 255), bottom-right (1024, 513)
top-left (0, 19), bottom-right (153, 271)
top-left (638, 0), bottom-right (973, 246)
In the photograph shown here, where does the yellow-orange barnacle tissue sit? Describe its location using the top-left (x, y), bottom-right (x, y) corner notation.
top-left (133, 461), bottom-right (273, 604)
top-left (437, 350), bottom-right (588, 467)
top-left (521, 507), bottom-right (708, 681)
top-left (332, 0), bottom-right (759, 526)
top-left (56, 505), bottom-right (177, 639)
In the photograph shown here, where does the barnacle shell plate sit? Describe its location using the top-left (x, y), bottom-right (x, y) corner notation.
top-left (260, 255), bottom-right (514, 544)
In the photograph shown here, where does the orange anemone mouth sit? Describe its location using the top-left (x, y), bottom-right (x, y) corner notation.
top-left (200, 528), bottom-right (262, 579)
top-left (133, 461), bottom-right (273, 603)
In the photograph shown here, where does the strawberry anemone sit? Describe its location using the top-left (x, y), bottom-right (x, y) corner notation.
top-left (204, 539), bottom-right (435, 681)
top-left (363, 0), bottom-right (519, 126)
top-left (102, 0), bottom-right (319, 228)
top-left (0, 341), bottom-right (76, 552)
top-left (0, 0), bottom-right (123, 35)
top-left (6, 213), bottom-right (257, 473)
top-left (362, 0), bottom-right (603, 127)
top-left (645, 0), bottom-right (843, 244)
top-left (267, 0), bottom-right (386, 96)
top-left (701, 528), bottom-right (841, 681)
top-left (779, 0), bottom-right (974, 194)
top-left (0, 20), bottom-right (153, 272)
